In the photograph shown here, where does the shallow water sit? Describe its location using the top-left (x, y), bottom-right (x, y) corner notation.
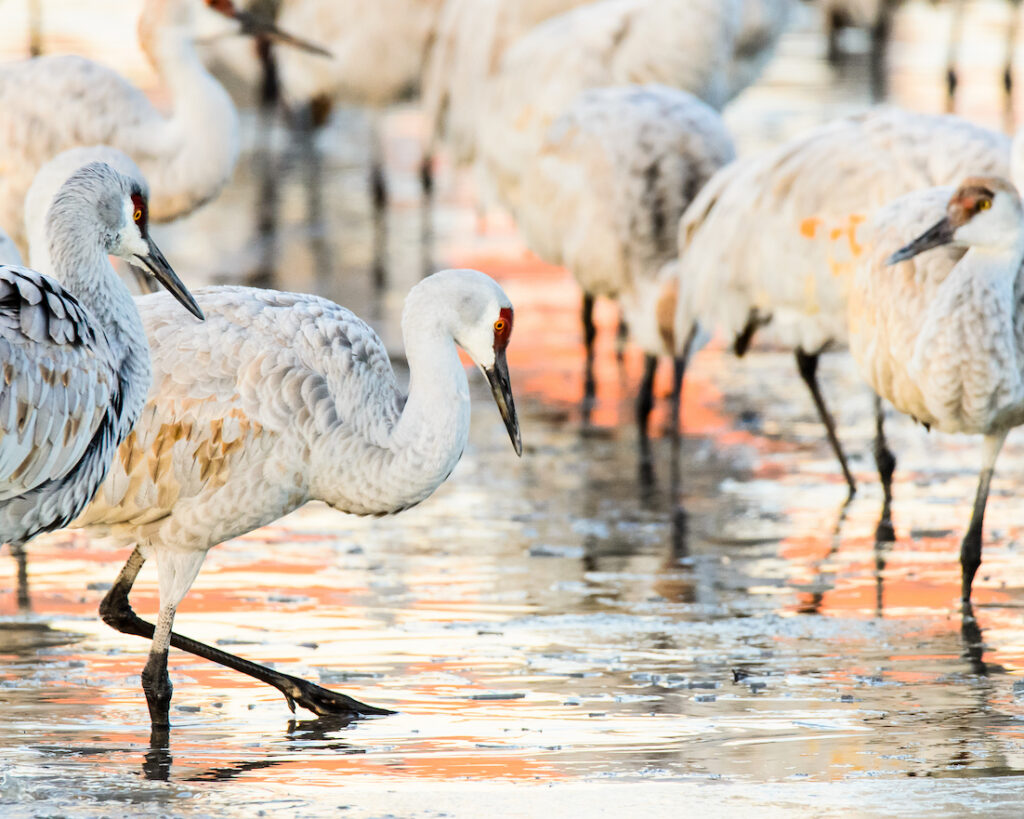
top-left (5, 1), bottom-right (1024, 817)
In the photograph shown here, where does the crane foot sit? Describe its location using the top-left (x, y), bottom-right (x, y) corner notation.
top-left (273, 673), bottom-right (394, 718)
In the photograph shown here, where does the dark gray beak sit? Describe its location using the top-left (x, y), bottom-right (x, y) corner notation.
top-left (886, 216), bottom-right (955, 265)
top-left (133, 236), bottom-right (205, 321)
top-left (233, 10), bottom-right (332, 57)
top-left (484, 349), bottom-right (522, 456)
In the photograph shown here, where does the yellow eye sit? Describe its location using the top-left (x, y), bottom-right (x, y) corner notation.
top-left (494, 318), bottom-right (508, 333)
top-left (133, 209), bottom-right (143, 222)
top-left (978, 199), bottom-right (992, 211)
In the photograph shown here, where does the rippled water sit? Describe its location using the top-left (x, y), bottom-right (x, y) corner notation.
top-left (4, 1), bottom-right (1024, 817)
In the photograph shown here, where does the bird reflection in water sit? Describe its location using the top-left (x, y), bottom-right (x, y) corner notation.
top-left (143, 714), bottom-right (364, 782)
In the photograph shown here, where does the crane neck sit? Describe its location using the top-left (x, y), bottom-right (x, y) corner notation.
top-left (957, 231), bottom-right (1024, 283)
top-left (387, 306), bottom-right (473, 507)
top-left (134, 0), bottom-right (240, 221)
top-left (311, 289), bottom-right (474, 515)
top-left (46, 208), bottom-right (152, 433)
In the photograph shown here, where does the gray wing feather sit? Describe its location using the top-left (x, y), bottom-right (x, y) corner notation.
top-left (0, 265), bottom-right (116, 499)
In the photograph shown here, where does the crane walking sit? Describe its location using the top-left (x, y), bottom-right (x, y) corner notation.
top-left (64, 268), bottom-right (521, 727)
top-left (847, 177), bottom-right (1024, 603)
top-left (0, 162), bottom-right (203, 586)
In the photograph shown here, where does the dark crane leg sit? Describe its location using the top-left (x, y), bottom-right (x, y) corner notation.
top-left (100, 547), bottom-right (392, 728)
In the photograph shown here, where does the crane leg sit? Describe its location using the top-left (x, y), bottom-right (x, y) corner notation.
top-left (9, 542), bottom-right (30, 613)
top-left (255, 36), bottom-right (280, 110)
top-left (419, 153), bottom-right (434, 203)
top-left (1004, 0), bottom-right (1020, 131)
top-left (945, 0), bottom-right (967, 112)
top-left (868, 8), bottom-right (893, 103)
top-left (369, 114), bottom-right (388, 215)
top-left (100, 547), bottom-right (392, 726)
top-left (141, 602), bottom-right (177, 728)
top-left (615, 314), bottom-right (628, 364)
top-left (794, 349), bottom-right (857, 498)
top-left (582, 293), bottom-right (597, 411)
top-left (636, 354), bottom-right (658, 439)
top-left (825, 9), bottom-right (845, 64)
top-left (671, 325), bottom-right (698, 442)
top-left (960, 431), bottom-right (1008, 603)
top-left (874, 395), bottom-right (897, 542)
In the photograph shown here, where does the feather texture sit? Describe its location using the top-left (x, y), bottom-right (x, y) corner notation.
top-left (0, 0), bottom-right (239, 254)
top-left (479, 0), bottom-right (784, 213)
top-left (519, 84), bottom-right (734, 355)
top-left (75, 273), bottom-right (513, 557)
top-left (674, 108), bottom-right (1012, 357)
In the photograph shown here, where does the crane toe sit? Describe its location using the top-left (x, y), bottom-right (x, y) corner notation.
top-left (274, 674), bottom-right (394, 718)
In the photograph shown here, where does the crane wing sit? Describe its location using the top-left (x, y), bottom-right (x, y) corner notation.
top-left (77, 287), bottom-right (404, 531)
top-left (0, 265), bottom-right (118, 500)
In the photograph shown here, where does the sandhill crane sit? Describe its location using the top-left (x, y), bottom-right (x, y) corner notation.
top-left (846, 176), bottom-right (1024, 604)
top-left (0, 161), bottom-right (203, 585)
top-left (200, 0), bottom-right (444, 207)
top-left (478, 0), bottom-right (790, 214)
top-left (0, 0), bottom-right (323, 256)
top-left (517, 84), bottom-right (734, 433)
top-left (421, 0), bottom-right (593, 172)
top-left (24, 147), bottom-right (148, 279)
top-left (671, 108), bottom-right (1014, 504)
top-left (61, 267), bottom-right (521, 727)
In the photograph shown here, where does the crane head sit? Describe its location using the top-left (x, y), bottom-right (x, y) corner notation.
top-left (113, 187), bottom-right (205, 321)
top-left (482, 305), bottom-right (521, 457)
top-left (420, 269), bottom-right (522, 457)
top-left (48, 162), bottom-right (204, 321)
top-left (887, 177), bottom-right (1022, 265)
top-left (204, 0), bottom-right (332, 58)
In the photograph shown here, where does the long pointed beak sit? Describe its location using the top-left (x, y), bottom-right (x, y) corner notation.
top-left (886, 216), bottom-right (955, 265)
top-left (133, 236), bottom-right (205, 321)
top-left (232, 9), bottom-right (333, 57)
top-left (484, 349), bottom-right (522, 456)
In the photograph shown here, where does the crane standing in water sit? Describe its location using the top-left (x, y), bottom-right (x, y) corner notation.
top-left (517, 84), bottom-right (734, 434)
top-left (847, 177), bottom-right (1024, 604)
top-left (0, 162), bottom-right (203, 602)
top-left (44, 239), bottom-right (522, 726)
top-left (672, 109), bottom-right (1014, 505)
top-left (0, 0), bottom-right (324, 255)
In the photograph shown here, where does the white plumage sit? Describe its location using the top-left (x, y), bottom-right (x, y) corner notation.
top-left (25, 147), bottom-right (146, 277)
top-left (517, 84), bottom-right (734, 429)
top-left (0, 161), bottom-right (203, 553)
top-left (0, 0), bottom-right (254, 255)
top-left (478, 0), bottom-right (788, 213)
top-left (673, 108), bottom-right (1014, 494)
top-left (421, 0), bottom-right (593, 168)
top-left (846, 176), bottom-right (1024, 602)
top-left (62, 266), bottom-right (521, 725)
top-left (202, 0), bottom-right (445, 110)
top-left (273, 0), bottom-right (445, 109)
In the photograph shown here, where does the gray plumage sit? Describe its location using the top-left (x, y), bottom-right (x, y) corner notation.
top-left (0, 161), bottom-right (200, 549)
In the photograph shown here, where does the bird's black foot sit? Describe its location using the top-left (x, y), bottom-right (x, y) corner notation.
top-left (272, 672), bottom-right (393, 718)
top-left (142, 650), bottom-right (173, 729)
